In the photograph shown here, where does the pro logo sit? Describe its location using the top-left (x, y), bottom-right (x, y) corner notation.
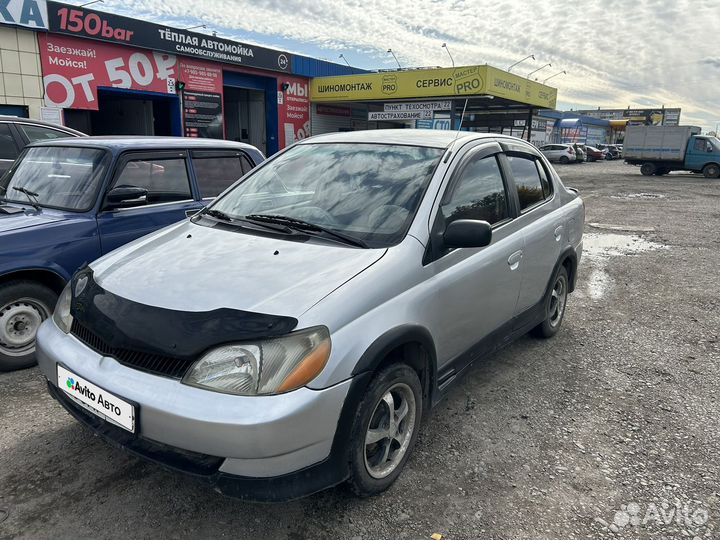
top-left (66, 377), bottom-right (75, 390)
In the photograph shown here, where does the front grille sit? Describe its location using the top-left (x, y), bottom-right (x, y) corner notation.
top-left (71, 320), bottom-right (194, 379)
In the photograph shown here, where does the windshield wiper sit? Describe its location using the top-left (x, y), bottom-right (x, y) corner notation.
top-left (203, 208), bottom-right (233, 222)
top-left (245, 214), bottom-right (368, 248)
top-left (201, 208), bottom-right (292, 233)
top-left (12, 187), bottom-right (41, 210)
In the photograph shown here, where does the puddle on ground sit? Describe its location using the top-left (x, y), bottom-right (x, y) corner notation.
top-left (582, 232), bottom-right (667, 258)
top-left (579, 232), bottom-right (667, 300)
top-left (611, 192), bottom-right (666, 200)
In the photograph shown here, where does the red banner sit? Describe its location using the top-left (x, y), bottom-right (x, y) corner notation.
top-left (39, 33), bottom-right (178, 110)
top-left (278, 76), bottom-right (311, 148)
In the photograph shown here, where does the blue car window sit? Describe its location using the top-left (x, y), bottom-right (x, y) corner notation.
top-left (0, 146), bottom-right (108, 211)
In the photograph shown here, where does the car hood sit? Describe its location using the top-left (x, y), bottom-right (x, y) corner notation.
top-left (91, 220), bottom-right (386, 317)
top-left (0, 207), bottom-right (67, 234)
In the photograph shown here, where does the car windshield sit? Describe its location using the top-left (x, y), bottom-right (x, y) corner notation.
top-left (208, 142), bottom-right (444, 248)
top-left (0, 146), bottom-right (108, 211)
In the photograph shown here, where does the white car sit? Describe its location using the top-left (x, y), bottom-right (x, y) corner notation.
top-left (539, 144), bottom-right (576, 164)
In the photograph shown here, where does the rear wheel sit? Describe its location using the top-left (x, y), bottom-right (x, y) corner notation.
top-left (702, 163), bottom-right (720, 178)
top-left (559, 156), bottom-right (570, 164)
top-left (0, 281), bottom-right (58, 372)
top-left (531, 266), bottom-right (569, 339)
top-left (347, 364), bottom-right (422, 497)
top-left (640, 162), bottom-right (656, 176)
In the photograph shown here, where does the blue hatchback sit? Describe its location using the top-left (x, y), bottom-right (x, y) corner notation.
top-left (0, 137), bottom-right (263, 371)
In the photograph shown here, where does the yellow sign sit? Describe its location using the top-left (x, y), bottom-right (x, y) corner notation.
top-left (310, 65), bottom-right (557, 109)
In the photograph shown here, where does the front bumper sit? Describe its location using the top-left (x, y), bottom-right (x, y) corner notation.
top-left (37, 319), bottom-right (356, 501)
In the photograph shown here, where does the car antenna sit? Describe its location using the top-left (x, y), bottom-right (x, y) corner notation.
top-left (453, 98), bottom-right (469, 142)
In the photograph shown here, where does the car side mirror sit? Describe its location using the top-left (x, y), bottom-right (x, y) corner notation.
top-left (105, 186), bottom-right (148, 207)
top-left (443, 219), bottom-right (492, 249)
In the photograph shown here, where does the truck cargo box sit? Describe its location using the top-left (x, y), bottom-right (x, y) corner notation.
top-left (624, 125), bottom-right (701, 162)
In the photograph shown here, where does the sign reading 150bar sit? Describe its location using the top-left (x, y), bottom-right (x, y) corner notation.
top-left (45, 0), bottom-right (291, 73)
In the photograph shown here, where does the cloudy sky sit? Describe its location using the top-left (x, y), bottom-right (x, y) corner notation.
top-left (105, 0), bottom-right (720, 130)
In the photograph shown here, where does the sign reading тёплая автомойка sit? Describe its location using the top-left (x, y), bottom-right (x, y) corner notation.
top-left (383, 101), bottom-right (452, 112)
top-left (368, 110), bottom-right (433, 121)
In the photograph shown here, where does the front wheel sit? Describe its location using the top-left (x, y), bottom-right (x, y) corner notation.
top-left (702, 163), bottom-right (720, 178)
top-left (531, 266), bottom-right (569, 339)
top-left (347, 364), bottom-right (423, 497)
top-left (0, 281), bottom-right (58, 372)
top-left (559, 156), bottom-right (570, 164)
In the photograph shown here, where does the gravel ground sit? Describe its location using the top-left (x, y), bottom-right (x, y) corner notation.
top-left (1, 160), bottom-right (719, 540)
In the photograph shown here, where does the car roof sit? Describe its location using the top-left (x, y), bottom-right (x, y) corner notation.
top-left (0, 115), bottom-right (86, 136)
top-left (301, 129), bottom-right (514, 149)
top-left (26, 135), bottom-right (260, 153)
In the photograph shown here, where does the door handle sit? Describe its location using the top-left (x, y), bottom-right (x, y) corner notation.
top-left (507, 250), bottom-right (523, 270)
top-left (554, 225), bottom-right (564, 241)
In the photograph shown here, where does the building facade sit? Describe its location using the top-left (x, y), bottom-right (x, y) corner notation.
top-left (1, 0), bottom-right (355, 154)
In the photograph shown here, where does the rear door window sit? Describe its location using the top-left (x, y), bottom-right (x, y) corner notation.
top-left (507, 155), bottom-right (547, 211)
top-left (18, 124), bottom-right (73, 142)
top-left (192, 152), bottom-right (251, 198)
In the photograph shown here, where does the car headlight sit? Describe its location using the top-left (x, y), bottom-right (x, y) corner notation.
top-left (182, 326), bottom-right (331, 396)
top-left (52, 282), bottom-right (73, 334)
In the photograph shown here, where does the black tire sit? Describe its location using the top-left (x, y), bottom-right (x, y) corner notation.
top-left (702, 163), bottom-right (720, 178)
top-left (347, 364), bottom-right (423, 497)
top-left (640, 162), bottom-right (656, 176)
top-left (0, 280), bottom-right (58, 372)
top-left (531, 266), bottom-right (569, 339)
top-left (559, 156), bottom-right (570, 164)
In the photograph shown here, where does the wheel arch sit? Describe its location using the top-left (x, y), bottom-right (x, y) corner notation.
top-left (351, 325), bottom-right (438, 411)
top-left (548, 246), bottom-right (578, 295)
top-left (0, 267), bottom-right (68, 294)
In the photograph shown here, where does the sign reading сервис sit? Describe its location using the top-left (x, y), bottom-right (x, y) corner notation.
top-left (0, 0), bottom-right (48, 29)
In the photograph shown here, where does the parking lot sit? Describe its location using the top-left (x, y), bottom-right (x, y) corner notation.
top-left (0, 159), bottom-right (718, 540)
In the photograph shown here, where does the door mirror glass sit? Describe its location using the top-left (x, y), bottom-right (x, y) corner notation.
top-left (106, 185), bottom-right (148, 206)
top-left (443, 219), bottom-right (492, 248)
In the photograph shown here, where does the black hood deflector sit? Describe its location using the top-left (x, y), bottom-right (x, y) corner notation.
top-left (70, 269), bottom-right (298, 362)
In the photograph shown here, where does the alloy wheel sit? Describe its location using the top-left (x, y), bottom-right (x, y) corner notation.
top-left (363, 383), bottom-right (417, 479)
top-left (549, 276), bottom-right (567, 328)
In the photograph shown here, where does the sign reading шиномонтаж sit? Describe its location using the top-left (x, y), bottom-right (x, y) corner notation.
top-left (311, 65), bottom-right (557, 109)
top-left (44, 0), bottom-right (292, 72)
top-left (369, 110), bottom-right (433, 121)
